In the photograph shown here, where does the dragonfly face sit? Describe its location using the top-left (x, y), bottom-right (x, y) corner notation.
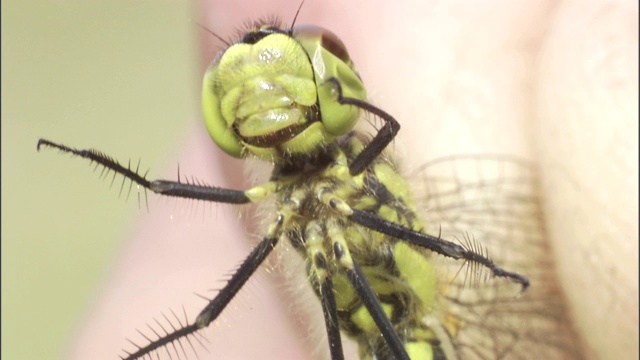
top-left (202, 23), bottom-right (367, 161)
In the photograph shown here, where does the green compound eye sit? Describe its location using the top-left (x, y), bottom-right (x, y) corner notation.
top-left (202, 25), bottom-right (366, 160)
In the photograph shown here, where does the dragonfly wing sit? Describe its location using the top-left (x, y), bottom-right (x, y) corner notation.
top-left (408, 156), bottom-right (583, 360)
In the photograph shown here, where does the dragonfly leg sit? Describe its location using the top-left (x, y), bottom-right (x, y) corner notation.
top-left (323, 78), bottom-right (401, 176)
top-left (122, 213), bottom-right (287, 360)
top-left (327, 220), bottom-right (410, 360)
top-left (305, 221), bottom-right (345, 360)
top-left (37, 138), bottom-right (252, 204)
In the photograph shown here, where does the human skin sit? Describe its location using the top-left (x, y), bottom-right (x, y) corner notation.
top-left (69, 1), bottom-right (637, 359)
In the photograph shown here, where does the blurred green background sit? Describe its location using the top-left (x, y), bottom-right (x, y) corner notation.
top-left (2, 1), bottom-right (198, 359)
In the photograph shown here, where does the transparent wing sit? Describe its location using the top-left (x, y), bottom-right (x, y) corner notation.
top-left (408, 156), bottom-right (583, 360)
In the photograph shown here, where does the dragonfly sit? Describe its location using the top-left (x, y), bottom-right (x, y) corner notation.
top-left (38, 10), bottom-right (583, 360)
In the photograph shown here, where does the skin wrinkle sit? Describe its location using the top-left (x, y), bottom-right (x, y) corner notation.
top-left (536, 1), bottom-right (638, 359)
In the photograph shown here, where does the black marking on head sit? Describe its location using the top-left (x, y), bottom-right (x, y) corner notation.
top-left (237, 16), bottom-right (287, 44)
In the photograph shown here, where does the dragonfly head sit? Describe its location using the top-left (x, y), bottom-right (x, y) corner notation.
top-left (202, 23), bottom-right (367, 161)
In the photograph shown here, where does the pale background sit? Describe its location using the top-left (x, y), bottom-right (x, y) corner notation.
top-left (3, 1), bottom-right (197, 359)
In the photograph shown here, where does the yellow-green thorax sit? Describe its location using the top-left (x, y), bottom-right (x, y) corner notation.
top-left (202, 25), bottom-right (367, 161)
top-left (274, 133), bottom-right (441, 360)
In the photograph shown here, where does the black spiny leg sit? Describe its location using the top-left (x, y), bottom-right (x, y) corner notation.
top-left (37, 139), bottom-right (250, 204)
top-left (319, 271), bottom-right (344, 360)
top-left (122, 214), bottom-right (286, 360)
top-left (305, 221), bottom-right (345, 360)
top-left (325, 78), bottom-right (401, 176)
top-left (313, 252), bottom-right (344, 360)
top-left (348, 209), bottom-right (530, 292)
top-left (332, 241), bottom-right (410, 360)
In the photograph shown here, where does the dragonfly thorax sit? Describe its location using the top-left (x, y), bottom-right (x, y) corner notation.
top-left (273, 133), bottom-right (444, 360)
